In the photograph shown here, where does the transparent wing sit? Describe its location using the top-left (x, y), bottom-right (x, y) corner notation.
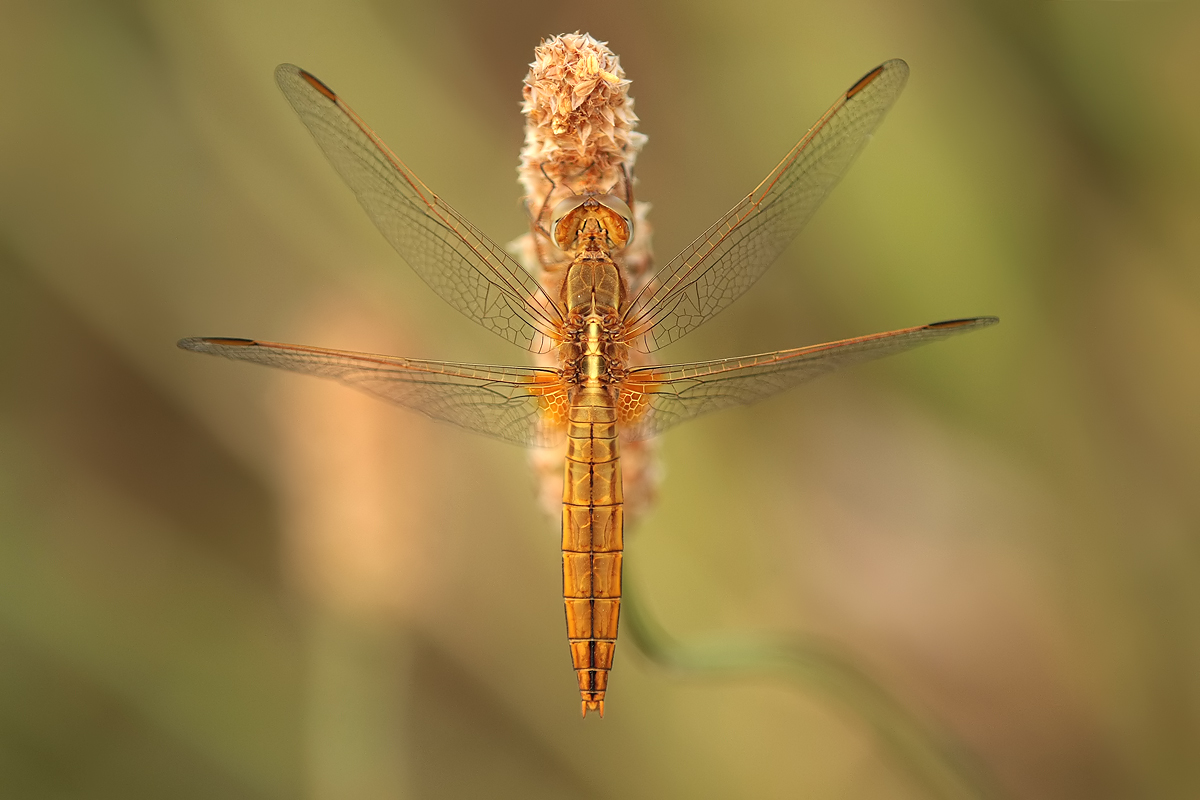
top-left (621, 60), bottom-right (910, 352)
top-left (179, 337), bottom-right (569, 447)
top-left (617, 317), bottom-right (997, 440)
top-left (276, 64), bottom-right (565, 354)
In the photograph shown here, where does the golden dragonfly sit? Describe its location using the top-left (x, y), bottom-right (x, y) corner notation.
top-left (180, 58), bottom-right (996, 717)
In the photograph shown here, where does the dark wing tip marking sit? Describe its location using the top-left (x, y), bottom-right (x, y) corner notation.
top-left (177, 337), bottom-right (257, 352)
top-left (846, 65), bottom-right (885, 98)
top-left (845, 59), bottom-right (909, 98)
top-left (204, 337), bottom-right (257, 345)
top-left (297, 69), bottom-right (338, 101)
top-left (927, 316), bottom-right (1000, 330)
top-left (275, 63), bottom-right (338, 102)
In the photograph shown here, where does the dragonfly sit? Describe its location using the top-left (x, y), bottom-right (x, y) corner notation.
top-left (180, 58), bottom-right (997, 718)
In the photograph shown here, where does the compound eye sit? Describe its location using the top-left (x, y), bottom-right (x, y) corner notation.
top-left (550, 195), bottom-right (588, 249)
top-left (595, 194), bottom-right (635, 240)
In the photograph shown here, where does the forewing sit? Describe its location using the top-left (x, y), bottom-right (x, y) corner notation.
top-left (179, 337), bottom-right (568, 447)
top-left (617, 317), bottom-right (997, 440)
top-left (276, 64), bottom-right (564, 353)
top-left (621, 60), bottom-right (910, 352)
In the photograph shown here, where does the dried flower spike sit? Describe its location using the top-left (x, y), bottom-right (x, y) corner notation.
top-left (512, 33), bottom-right (660, 526)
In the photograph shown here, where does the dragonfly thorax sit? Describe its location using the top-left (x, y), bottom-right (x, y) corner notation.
top-left (558, 311), bottom-right (630, 389)
top-left (564, 250), bottom-right (624, 315)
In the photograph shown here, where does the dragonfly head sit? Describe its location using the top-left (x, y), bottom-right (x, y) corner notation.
top-left (551, 194), bottom-right (633, 252)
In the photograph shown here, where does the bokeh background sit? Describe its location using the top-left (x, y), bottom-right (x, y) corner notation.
top-left (2, 1), bottom-right (1199, 798)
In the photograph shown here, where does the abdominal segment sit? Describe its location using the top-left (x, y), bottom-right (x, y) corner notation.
top-left (562, 390), bottom-right (623, 717)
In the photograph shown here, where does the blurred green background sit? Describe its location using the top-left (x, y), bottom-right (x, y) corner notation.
top-left (2, 1), bottom-right (1199, 798)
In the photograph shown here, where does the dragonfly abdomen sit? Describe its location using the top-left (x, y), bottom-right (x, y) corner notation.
top-left (562, 386), bottom-right (623, 718)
